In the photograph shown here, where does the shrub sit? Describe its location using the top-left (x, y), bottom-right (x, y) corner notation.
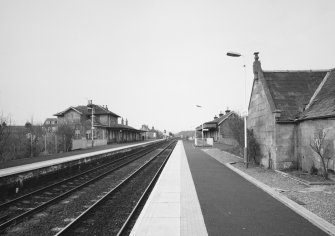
top-left (310, 164), bottom-right (318, 175)
top-left (226, 114), bottom-right (261, 164)
top-left (247, 129), bottom-right (260, 165)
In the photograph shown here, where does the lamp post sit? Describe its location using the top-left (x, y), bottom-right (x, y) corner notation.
top-left (91, 107), bottom-right (94, 147)
top-left (226, 51), bottom-right (248, 168)
top-left (87, 100), bottom-right (94, 148)
top-left (43, 127), bottom-right (47, 155)
top-left (196, 105), bottom-right (204, 146)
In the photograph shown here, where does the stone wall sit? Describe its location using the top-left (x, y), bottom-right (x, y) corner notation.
top-left (298, 119), bottom-right (335, 172)
top-left (63, 110), bottom-right (81, 123)
top-left (248, 79), bottom-right (276, 168)
top-left (99, 115), bottom-right (117, 126)
top-left (72, 138), bottom-right (108, 150)
top-left (274, 123), bottom-right (296, 169)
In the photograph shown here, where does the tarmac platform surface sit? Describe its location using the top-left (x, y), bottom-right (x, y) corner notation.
top-left (131, 140), bottom-right (328, 236)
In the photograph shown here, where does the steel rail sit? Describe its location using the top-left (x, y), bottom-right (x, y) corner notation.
top-left (0, 141), bottom-right (167, 232)
top-left (55, 140), bottom-right (177, 236)
top-left (0, 141), bottom-right (160, 210)
top-left (116, 141), bottom-right (176, 236)
top-left (0, 141), bottom-right (163, 210)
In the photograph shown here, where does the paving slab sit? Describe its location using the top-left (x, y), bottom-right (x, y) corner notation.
top-left (130, 140), bottom-right (207, 236)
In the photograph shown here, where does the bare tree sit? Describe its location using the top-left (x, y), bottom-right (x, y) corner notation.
top-left (226, 114), bottom-right (260, 164)
top-left (310, 129), bottom-right (331, 179)
top-left (25, 121), bottom-right (43, 158)
top-left (56, 123), bottom-right (75, 152)
top-left (226, 115), bottom-right (244, 148)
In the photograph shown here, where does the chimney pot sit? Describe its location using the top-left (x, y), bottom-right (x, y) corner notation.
top-left (121, 118), bottom-right (124, 125)
top-left (214, 115), bottom-right (218, 120)
top-left (126, 119), bottom-right (128, 126)
top-left (254, 52), bottom-right (259, 61)
top-left (253, 52), bottom-right (261, 81)
top-left (219, 111), bottom-right (224, 117)
top-left (225, 109), bottom-right (231, 114)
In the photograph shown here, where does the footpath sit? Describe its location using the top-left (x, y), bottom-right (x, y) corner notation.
top-left (131, 140), bottom-right (335, 235)
top-left (183, 141), bottom-right (330, 236)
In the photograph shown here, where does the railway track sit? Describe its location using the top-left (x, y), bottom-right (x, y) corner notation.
top-left (0, 140), bottom-right (168, 234)
top-left (56, 140), bottom-right (177, 236)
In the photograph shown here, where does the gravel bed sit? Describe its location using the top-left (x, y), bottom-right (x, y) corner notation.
top-left (0, 152), bottom-right (143, 225)
top-left (4, 150), bottom-right (161, 236)
top-left (0, 145), bottom-right (144, 203)
top-left (202, 148), bottom-right (335, 226)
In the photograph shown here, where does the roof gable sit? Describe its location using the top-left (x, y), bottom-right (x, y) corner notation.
top-left (300, 69), bottom-right (335, 120)
top-left (54, 107), bottom-right (83, 116)
top-left (196, 111), bottom-right (235, 130)
top-left (205, 112), bottom-right (233, 125)
top-left (263, 70), bottom-right (327, 121)
top-left (54, 104), bottom-right (120, 118)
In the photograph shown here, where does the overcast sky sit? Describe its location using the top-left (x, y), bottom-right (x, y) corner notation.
top-left (0, 0), bottom-right (334, 133)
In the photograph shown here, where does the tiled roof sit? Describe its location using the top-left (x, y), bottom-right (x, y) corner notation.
top-left (205, 112), bottom-right (233, 125)
top-left (263, 70), bottom-right (328, 121)
top-left (300, 69), bottom-right (335, 120)
top-left (86, 119), bottom-right (143, 132)
top-left (45, 118), bottom-right (57, 121)
top-left (54, 104), bottom-right (120, 118)
top-left (108, 123), bottom-right (144, 132)
top-left (196, 112), bottom-right (233, 131)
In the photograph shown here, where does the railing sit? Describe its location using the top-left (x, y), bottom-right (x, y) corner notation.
top-left (194, 138), bottom-right (213, 147)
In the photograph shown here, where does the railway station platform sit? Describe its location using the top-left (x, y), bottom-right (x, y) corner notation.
top-left (130, 140), bottom-right (208, 236)
top-left (130, 140), bottom-right (328, 236)
top-left (0, 140), bottom-right (161, 188)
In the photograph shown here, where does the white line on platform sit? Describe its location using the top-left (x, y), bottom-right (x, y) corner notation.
top-left (129, 140), bottom-right (208, 236)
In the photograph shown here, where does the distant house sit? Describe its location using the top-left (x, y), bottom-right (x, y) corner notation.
top-left (248, 52), bottom-right (335, 171)
top-left (140, 125), bottom-right (158, 140)
top-left (43, 118), bottom-right (58, 133)
top-left (197, 110), bottom-right (238, 145)
top-left (54, 101), bottom-right (144, 150)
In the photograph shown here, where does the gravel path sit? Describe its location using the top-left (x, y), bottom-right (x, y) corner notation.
top-left (202, 147), bottom-right (335, 226)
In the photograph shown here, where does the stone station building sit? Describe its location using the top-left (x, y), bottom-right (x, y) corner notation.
top-left (248, 52), bottom-right (335, 171)
top-left (196, 110), bottom-right (238, 145)
top-left (54, 102), bottom-right (144, 150)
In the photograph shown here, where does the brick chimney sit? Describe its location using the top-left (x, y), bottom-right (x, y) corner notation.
top-left (105, 105), bottom-right (108, 110)
top-left (253, 52), bottom-right (261, 81)
top-left (126, 119), bottom-right (128, 126)
top-left (121, 118), bottom-right (124, 125)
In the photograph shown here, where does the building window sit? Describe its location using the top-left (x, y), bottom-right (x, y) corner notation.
top-left (86, 130), bottom-right (97, 140)
top-left (86, 130), bottom-right (91, 140)
top-left (75, 129), bottom-right (81, 139)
